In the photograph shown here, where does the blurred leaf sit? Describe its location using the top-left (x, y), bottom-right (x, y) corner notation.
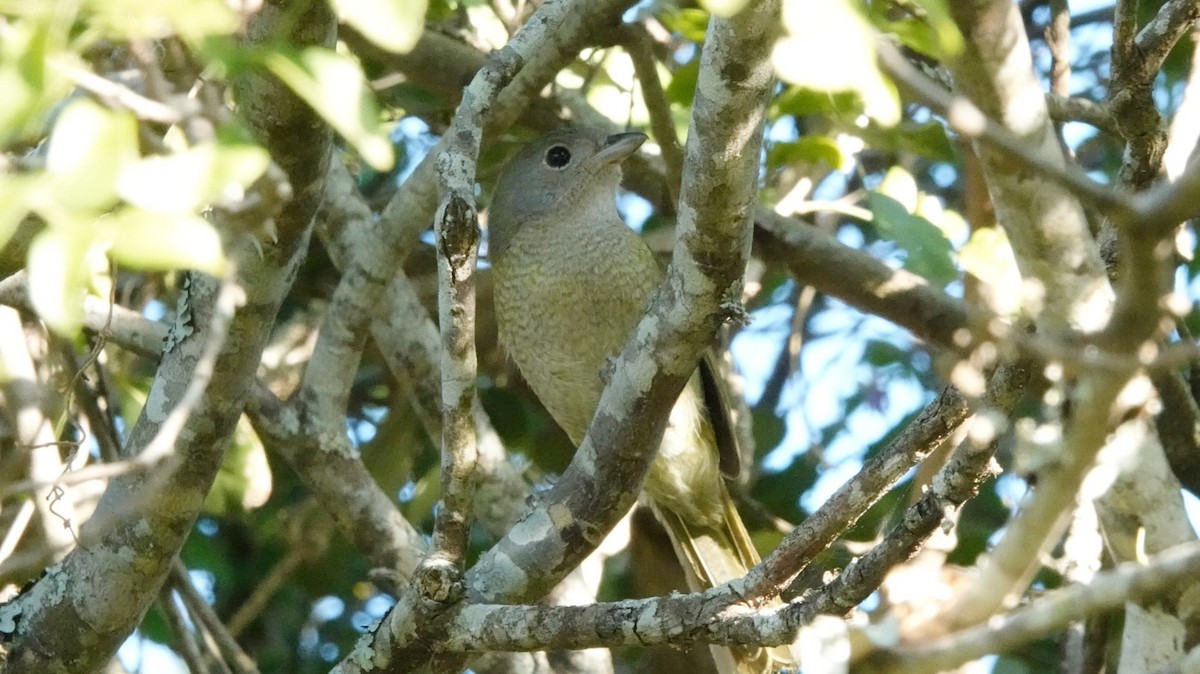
top-left (774, 0), bottom-right (899, 125)
top-left (139, 605), bottom-right (172, 645)
top-left (102, 210), bottom-right (226, 275)
top-left (205, 415), bottom-right (273, 514)
top-left (0, 176), bottom-right (33, 252)
top-left (117, 142), bottom-right (270, 213)
top-left (863, 339), bottom-right (908, 367)
top-left (773, 85), bottom-right (862, 118)
top-left (664, 58), bottom-right (700, 109)
top-left (866, 191), bottom-right (957, 286)
top-left (915, 194), bottom-right (968, 242)
top-left (263, 48), bottom-right (395, 170)
top-left (948, 476), bottom-right (1005, 566)
top-left (960, 226), bottom-right (1020, 287)
top-left (751, 406), bottom-right (786, 461)
top-left (855, 119), bottom-right (957, 162)
top-left (867, 0), bottom-right (962, 59)
top-left (877, 166), bottom-right (919, 211)
top-left (659, 8), bottom-right (710, 42)
top-left (0, 18), bottom-right (70, 146)
top-left (879, 16), bottom-right (942, 58)
top-left (910, 0), bottom-right (962, 55)
top-left (83, 0), bottom-right (240, 41)
top-left (700, 0), bottom-right (749, 18)
top-left (333, 0), bottom-right (427, 54)
top-left (27, 224), bottom-right (94, 334)
top-left (752, 449), bottom-right (815, 524)
top-left (768, 137), bottom-right (843, 170)
top-left (44, 98), bottom-right (139, 212)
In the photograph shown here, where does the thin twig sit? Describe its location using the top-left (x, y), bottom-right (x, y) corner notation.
top-left (415, 20), bottom-right (526, 605)
top-left (860, 543), bottom-right (1200, 674)
top-left (1046, 94), bottom-right (1120, 137)
top-left (171, 560), bottom-right (261, 674)
top-left (158, 586), bottom-right (210, 674)
top-left (624, 24), bottom-right (684, 203)
top-left (876, 41), bottom-right (1137, 221)
top-left (65, 66), bottom-right (184, 124)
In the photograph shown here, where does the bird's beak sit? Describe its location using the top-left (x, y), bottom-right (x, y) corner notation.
top-left (595, 132), bottom-right (647, 165)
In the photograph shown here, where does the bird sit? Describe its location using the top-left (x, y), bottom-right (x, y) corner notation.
top-left (488, 128), bottom-right (795, 674)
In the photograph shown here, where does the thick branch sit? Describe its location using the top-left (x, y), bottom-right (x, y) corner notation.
top-left (754, 208), bottom-right (970, 353)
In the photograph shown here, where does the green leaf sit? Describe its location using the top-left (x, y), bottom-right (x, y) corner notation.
top-left (263, 48), bottom-right (395, 170)
top-left (910, 0), bottom-right (963, 56)
top-left (0, 18), bottom-right (70, 146)
top-left (699, 0), bottom-right (749, 18)
top-left (664, 58), bottom-right (700, 108)
top-left (880, 17), bottom-right (942, 58)
top-left (205, 415), bottom-right (272, 514)
top-left (773, 85), bottom-right (863, 118)
top-left (960, 226), bottom-right (1021, 289)
top-left (866, 0), bottom-right (962, 58)
top-left (27, 224), bottom-right (95, 335)
top-left (863, 339), bottom-right (908, 367)
top-left (44, 98), bottom-right (139, 212)
top-left (866, 192), bottom-right (957, 286)
top-left (774, 0), bottom-right (899, 125)
top-left (855, 119), bottom-right (957, 162)
top-left (117, 142), bottom-right (270, 213)
top-left (333, 0), bottom-right (427, 54)
top-left (83, 0), bottom-right (240, 41)
top-left (0, 176), bottom-right (33, 252)
top-left (659, 8), bottom-right (710, 42)
top-left (877, 166), bottom-right (919, 211)
top-left (102, 210), bottom-right (226, 275)
top-left (768, 137), bottom-right (844, 170)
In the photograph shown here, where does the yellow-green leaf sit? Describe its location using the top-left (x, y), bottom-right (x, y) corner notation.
top-left (102, 209), bottom-right (226, 275)
top-left (774, 0), bottom-right (899, 125)
top-left (27, 225), bottom-right (95, 335)
top-left (0, 176), bottom-right (34, 252)
top-left (117, 143), bottom-right (270, 213)
top-left (84, 0), bottom-right (239, 41)
top-left (700, 0), bottom-right (750, 19)
top-left (333, 0), bottom-right (427, 54)
top-left (878, 166), bottom-right (919, 212)
top-left (45, 98), bottom-right (139, 212)
top-left (263, 48), bottom-right (394, 170)
top-left (205, 415), bottom-right (272, 514)
top-left (960, 226), bottom-right (1020, 288)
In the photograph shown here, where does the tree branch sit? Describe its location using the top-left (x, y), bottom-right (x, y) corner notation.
top-left (860, 543), bottom-right (1200, 674)
top-left (0, 2), bottom-right (334, 668)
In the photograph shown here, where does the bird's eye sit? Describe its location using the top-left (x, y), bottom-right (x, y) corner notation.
top-left (544, 145), bottom-right (572, 168)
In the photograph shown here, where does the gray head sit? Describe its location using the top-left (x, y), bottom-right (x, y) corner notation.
top-left (488, 129), bottom-right (647, 259)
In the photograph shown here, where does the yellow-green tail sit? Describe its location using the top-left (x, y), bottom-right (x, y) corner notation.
top-left (653, 483), bottom-right (798, 674)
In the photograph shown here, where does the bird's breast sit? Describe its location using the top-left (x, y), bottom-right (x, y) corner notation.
top-left (493, 219), bottom-right (662, 443)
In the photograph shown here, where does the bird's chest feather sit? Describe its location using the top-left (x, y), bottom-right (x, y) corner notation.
top-left (493, 218), bottom-right (661, 441)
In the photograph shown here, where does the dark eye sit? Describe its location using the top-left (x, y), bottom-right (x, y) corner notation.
top-left (544, 145), bottom-right (571, 168)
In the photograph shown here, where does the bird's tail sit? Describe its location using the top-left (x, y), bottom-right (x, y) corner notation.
top-left (653, 484), bottom-right (799, 674)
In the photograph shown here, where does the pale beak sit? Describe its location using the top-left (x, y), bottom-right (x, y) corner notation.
top-left (595, 132), bottom-right (647, 164)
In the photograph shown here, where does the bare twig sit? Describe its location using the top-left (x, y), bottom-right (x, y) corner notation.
top-left (877, 41), bottom-right (1136, 222)
top-left (416, 31), bottom-right (524, 599)
top-left (171, 560), bottom-right (261, 674)
top-left (1046, 94), bottom-right (1120, 137)
top-left (0, 271), bottom-right (166, 359)
top-left (1045, 0), bottom-right (1072, 149)
top-left (624, 24), bottom-right (684, 202)
top-left (65, 66), bottom-right (186, 124)
top-left (860, 543), bottom-right (1200, 674)
top-left (159, 585), bottom-right (210, 674)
